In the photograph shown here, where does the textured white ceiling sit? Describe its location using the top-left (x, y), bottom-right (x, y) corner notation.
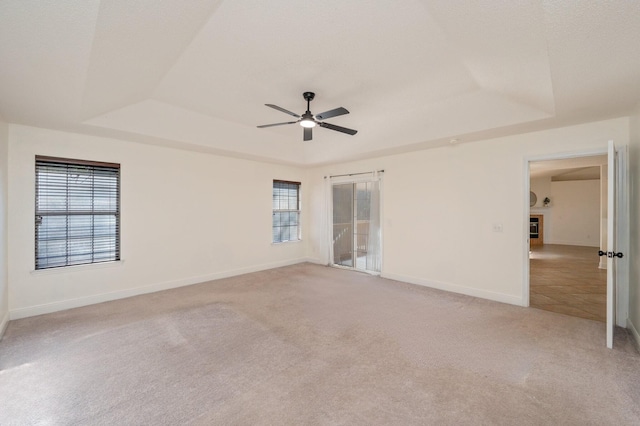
top-left (1, 0), bottom-right (639, 165)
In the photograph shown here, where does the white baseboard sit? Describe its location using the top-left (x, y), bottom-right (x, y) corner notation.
top-left (0, 310), bottom-right (9, 341)
top-left (628, 317), bottom-right (640, 353)
top-left (9, 258), bottom-right (309, 320)
top-left (304, 257), bottom-right (327, 266)
top-left (381, 272), bottom-right (523, 306)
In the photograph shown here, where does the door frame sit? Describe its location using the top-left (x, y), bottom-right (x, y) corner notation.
top-left (327, 173), bottom-right (384, 275)
top-left (522, 146), bottom-right (629, 330)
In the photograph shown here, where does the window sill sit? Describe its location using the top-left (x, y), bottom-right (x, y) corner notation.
top-left (31, 260), bottom-right (125, 275)
top-left (271, 239), bottom-right (303, 245)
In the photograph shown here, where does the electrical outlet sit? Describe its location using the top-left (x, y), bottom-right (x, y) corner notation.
top-left (492, 223), bottom-right (503, 233)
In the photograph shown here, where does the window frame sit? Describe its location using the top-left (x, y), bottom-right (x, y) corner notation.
top-left (272, 179), bottom-right (301, 244)
top-left (35, 155), bottom-right (121, 270)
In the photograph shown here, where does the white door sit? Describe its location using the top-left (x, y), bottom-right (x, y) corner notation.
top-left (606, 140), bottom-right (617, 348)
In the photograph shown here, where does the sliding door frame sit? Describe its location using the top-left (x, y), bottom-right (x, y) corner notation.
top-left (327, 173), bottom-right (384, 275)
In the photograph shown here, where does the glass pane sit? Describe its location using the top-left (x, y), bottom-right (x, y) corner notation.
top-left (35, 160), bottom-right (120, 269)
top-left (356, 182), bottom-right (371, 221)
top-left (332, 181), bottom-right (380, 272)
top-left (332, 184), bottom-right (354, 267)
top-left (272, 181), bottom-right (301, 243)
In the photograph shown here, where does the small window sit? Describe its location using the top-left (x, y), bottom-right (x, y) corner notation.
top-left (272, 180), bottom-right (301, 243)
top-left (35, 156), bottom-right (120, 270)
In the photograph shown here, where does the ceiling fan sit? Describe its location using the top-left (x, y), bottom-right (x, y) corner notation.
top-left (257, 92), bottom-right (357, 141)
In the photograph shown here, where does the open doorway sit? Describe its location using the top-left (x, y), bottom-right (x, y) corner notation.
top-left (528, 155), bottom-right (607, 321)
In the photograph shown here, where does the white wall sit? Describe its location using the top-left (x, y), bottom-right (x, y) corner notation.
top-left (5, 116), bottom-right (635, 328)
top-left (7, 125), bottom-right (308, 318)
top-left (531, 177), bottom-right (601, 247)
top-left (546, 180), bottom-right (600, 247)
top-left (307, 118), bottom-right (629, 306)
top-left (0, 119), bottom-right (8, 337)
top-left (628, 104), bottom-right (640, 348)
top-left (529, 178), bottom-right (551, 209)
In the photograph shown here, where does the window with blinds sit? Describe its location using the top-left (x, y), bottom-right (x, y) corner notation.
top-left (35, 156), bottom-right (120, 270)
top-left (272, 180), bottom-right (301, 243)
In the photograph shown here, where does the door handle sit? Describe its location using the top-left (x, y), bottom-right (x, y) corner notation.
top-left (599, 250), bottom-right (624, 258)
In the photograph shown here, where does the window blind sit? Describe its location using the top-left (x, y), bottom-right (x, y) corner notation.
top-left (35, 156), bottom-right (120, 269)
top-left (272, 180), bottom-right (300, 243)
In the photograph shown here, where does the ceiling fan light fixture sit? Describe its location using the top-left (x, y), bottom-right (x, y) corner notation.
top-left (300, 118), bottom-right (316, 128)
top-left (257, 92), bottom-right (357, 141)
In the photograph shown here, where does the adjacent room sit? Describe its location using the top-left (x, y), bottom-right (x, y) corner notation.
top-left (1, 1), bottom-right (640, 424)
top-left (529, 156), bottom-right (608, 321)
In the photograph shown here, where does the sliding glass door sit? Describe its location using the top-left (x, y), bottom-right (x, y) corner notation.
top-left (331, 179), bottom-right (381, 273)
top-left (332, 183), bottom-right (354, 267)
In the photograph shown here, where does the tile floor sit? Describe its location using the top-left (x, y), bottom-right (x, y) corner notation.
top-left (530, 244), bottom-right (606, 322)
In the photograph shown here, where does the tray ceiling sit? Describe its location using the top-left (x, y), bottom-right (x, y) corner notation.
top-left (1, 0), bottom-right (639, 165)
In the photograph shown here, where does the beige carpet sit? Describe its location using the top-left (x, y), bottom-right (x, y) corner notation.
top-left (1, 263), bottom-right (638, 425)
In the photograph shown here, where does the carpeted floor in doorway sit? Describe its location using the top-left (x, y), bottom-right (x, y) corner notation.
top-left (1, 263), bottom-right (639, 425)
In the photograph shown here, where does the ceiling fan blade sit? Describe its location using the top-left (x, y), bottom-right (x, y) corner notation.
top-left (257, 121), bottom-right (297, 128)
top-left (303, 127), bottom-right (312, 141)
top-left (265, 104), bottom-right (300, 118)
top-left (315, 107), bottom-right (349, 120)
top-left (318, 121), bottom-right (358, 135)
